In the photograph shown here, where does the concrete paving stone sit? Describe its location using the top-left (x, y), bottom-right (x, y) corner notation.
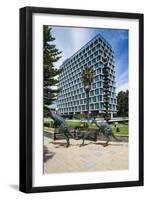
top-left (44, 136), bottom-right (128, 174)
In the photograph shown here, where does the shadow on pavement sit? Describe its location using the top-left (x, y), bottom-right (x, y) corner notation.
top-left (43, 145), bottom-right (55, 162)
top-left (92, 141), bottom-right (123, 147)
top-left (51, 141), bottom-right (67, 147)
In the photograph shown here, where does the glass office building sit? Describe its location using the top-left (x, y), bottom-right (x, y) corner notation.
top-left (57, 34), bottom-right (117, 116)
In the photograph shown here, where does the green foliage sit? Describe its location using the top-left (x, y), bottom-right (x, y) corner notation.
top-left (43, 26), bottom-right (62, 116)
top-left (117, 90), bottom-right (129, 117)
top-left (44, 107), bottom-right (49, 118)
top-left (44, 120), bottom-right (56, 128)
top-left (81, 67), bottom-right (95, 117)
top-left (73, 113), bottom-right (85, 119)
top-left (116, 127), bottom-right (120, 132)
top-left (80, 67), bottom-right (95, 90)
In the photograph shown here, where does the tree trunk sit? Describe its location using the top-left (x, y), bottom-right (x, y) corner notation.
top-left (86, 90), bottom-right (90, 122)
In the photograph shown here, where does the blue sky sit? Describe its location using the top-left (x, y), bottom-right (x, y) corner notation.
top-left (50, 26), bottom-right (128, 93)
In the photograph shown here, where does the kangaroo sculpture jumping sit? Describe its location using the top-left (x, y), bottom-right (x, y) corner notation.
top-left (48, 109), bottom-right (121, 147)
top-left (48, 108), bottom-right (73, 147)
top-left (76, 120), bottom-right (121, 146)
top-left (94, 121), bottom-right (121, 146)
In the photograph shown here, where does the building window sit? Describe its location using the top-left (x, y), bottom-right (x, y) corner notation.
top-left (84, 99), bottom-right (87, 104)
top-left (90, 90), bottom-right (94, 96)
top-left (92, 83), bottom-right (96, 89)
top-left (90, 104), bottom-right (94, 110)
top-left (78, 106), bottom-right (81, 111)
top-left (82, 105), bottom-right (85, 110)
top-left (95, 89), bottom-right (99, 95)
top-left (97, 82), bottom-right (102, 87)
top-left (86, 57), bottom-right (89, 62)
top-left (93, 96), bottom-right (96, 102)
top-left (80, 99), bottom-right (83, 104)
top-left (98, 95), bottom-right (103, 101)
top-left (90, 55), bottom-right (93, 60)
top-left (80, 88), bottom-right (83, 93)
top-left (97, 68), bottom-right (101, 74)
top-left (92, 59), bottom-right (96, 64)
top-left (82, 93), bottom-right (85, 98)
top-left (100, 88), bottom-right (103, 94)
top-left (95, 103), bottom-right (99, 109)
top-left (96, 75), bottom-right (99, 81)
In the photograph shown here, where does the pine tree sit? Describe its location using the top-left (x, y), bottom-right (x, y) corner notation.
top-left (43, 26), bottom-right (62, 117)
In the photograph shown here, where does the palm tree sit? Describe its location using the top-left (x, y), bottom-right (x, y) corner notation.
top-left (81, 67), bottom-right (95, 122)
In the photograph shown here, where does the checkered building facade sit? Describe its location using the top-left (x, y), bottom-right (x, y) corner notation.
top-left (57, 34), bottom-right (117, 115)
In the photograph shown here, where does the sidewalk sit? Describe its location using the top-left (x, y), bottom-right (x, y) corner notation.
top-left (44, 136), bottom-right (128, 174)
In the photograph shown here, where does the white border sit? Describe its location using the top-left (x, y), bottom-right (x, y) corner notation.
top-left (33, 13), bottom-right (139, 187)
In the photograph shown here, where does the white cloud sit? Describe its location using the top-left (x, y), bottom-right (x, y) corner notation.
top-left (116, 69), bottom-right (128, 93)
top-left (51, 27), bottom-right (75, 67)
top-left (70, 28), bottom-right (91, 53)
top-left (119, 33), bottom-right (128, 40)
top-left (51, 27), bottom-right (96, 68)
top-left (116, 70), bottom-right (128, 85)
top-left (116, 82), bottom-right (128, 93)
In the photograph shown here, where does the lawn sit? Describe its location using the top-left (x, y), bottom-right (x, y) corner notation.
top-left (44, 127), bottom-right (55, 133)
top-left (44, 118), bottom-right (128, 136)
top-left (112, 127), bottom-right (128, 136)
top-left (66, 121), bottom-right (128, 136)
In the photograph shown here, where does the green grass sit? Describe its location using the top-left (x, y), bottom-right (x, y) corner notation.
top-left (67, 121), bottom-right (99, 128)
top-left (66, 121), bottom-right (82, 127)
top-left (67, 121), bottom-right (128, 136)
top-left (44, 127), bottom-right (55, 132)
top-left (44, 118), bottom-right (53, 122)
top-left (112, 127), bottom-right (128, 136)
top-left (44, 118), bottom-right (128, 136)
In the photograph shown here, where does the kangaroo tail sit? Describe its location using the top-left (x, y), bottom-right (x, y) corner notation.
top-left (112, 134), bottom-right (122, 142)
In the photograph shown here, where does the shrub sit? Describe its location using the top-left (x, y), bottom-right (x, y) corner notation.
top-left (44, 122), bottom-right (49, 127)
top-left (116, 127), bottom-right (120, 132)
top-left (73, 113), bottom-right (84, 119)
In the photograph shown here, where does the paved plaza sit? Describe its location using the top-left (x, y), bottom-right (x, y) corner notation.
top-left (44, 136), bottom-right (128, 174)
